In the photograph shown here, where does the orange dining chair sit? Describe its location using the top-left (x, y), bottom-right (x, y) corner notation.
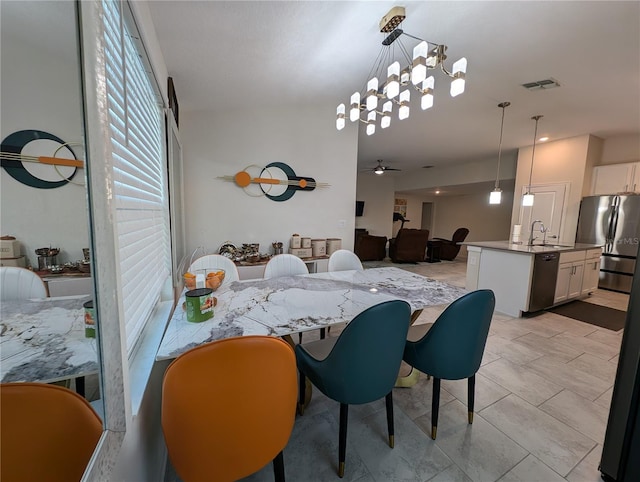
top-left (0, 382), bottom-right (103, 482)
top-left (162, 336), bottom-right (298, 482)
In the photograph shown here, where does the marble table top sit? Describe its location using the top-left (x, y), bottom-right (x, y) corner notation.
top-left (0, 295), bottom-right (99, 384)
top-left (156, 267), bottom-right (467, 361)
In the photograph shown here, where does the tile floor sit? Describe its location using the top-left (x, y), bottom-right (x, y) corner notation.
top-left (164, 257), bottom-right (630, 482)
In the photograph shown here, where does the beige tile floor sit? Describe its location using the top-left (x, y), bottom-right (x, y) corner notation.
top-left (165, 257), bottom-right (630, 482)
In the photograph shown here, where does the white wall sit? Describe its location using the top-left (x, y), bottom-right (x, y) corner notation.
top-left (355, 154), bottom-right (518, 243)
top-left (599, 133), bottom-right (640, 165)
top-left (0, 11), bottom-right (89, 267)
top-left (394, 154), bottom-right (518, 192)
top-left (355, 174), bottom-right (395, 239)
top-left (181, 107), bottom-right (358, 257)
top-left (400, 191), bottom-right (513, 258)
top-left (511, 135), bottom-right (601, 244)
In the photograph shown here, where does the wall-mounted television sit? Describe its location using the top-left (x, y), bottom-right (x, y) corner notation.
top-left (355, 201), bottom-right (365, 217)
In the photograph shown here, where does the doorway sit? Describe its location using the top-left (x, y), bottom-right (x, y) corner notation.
top-left (518, 183), bottom-right (569, 243)
top-left (421, 202), bottom-right (433, 233)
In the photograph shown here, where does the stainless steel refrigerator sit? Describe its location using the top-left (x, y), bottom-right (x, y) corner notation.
top-left (576, 195), bottom-right (640, 294)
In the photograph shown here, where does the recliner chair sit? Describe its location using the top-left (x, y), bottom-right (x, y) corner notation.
top-left (389, 228), bottom-right (430, 263)
top-left (433, 228), bottom-right (469, 260)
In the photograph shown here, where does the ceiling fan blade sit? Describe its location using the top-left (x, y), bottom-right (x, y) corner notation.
top-left (384, 167), bottom-right (402, 171)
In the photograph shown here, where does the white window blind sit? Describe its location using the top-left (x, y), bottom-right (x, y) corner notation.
top-left (103, 0), bottom-right (171, 354)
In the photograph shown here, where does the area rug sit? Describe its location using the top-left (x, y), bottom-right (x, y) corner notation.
top-left (547, 300), bottom-right (627, 331)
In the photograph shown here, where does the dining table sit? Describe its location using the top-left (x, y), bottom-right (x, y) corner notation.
top-left (0, 295), bottom-right (99, 393)
top-left (156, 267), bottom-right (467, 361)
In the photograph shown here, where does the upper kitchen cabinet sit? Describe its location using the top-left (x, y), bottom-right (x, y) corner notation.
top-left (591, 162), bottom-right (640, 195)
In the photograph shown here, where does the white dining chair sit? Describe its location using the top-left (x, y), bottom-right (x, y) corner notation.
top-left (328, 250), bottom-right (364, 272)
top-left (263, 254), bottom-right (309, 279)
top-left (188, 254), bottom-right (240, 282)
top-left (0, 267), bottom-right (48, 301)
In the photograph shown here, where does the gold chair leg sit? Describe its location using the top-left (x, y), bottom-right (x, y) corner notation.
top-left (468, 411), bottom-right (474, 424)
top-left (338, 462), bottom-right (345, 478)
top-left (389, 434), bottom-right (394, 448)
top-left (431, 426), bottom-right (437, 440)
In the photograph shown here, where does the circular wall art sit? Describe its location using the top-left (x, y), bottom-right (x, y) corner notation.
top-left (0, 129), bottom-right (83, 189)
top-left (218, 162), bottom-right (329, 202)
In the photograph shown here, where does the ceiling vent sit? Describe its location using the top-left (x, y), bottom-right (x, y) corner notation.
top-left (521, 78), bottom-right (561, 91)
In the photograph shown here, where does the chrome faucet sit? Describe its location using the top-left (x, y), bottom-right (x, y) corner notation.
top-left (528, 220), bottom-right (546, 246)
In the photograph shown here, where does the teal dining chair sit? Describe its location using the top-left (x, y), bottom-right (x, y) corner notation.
top-left (403, 289), bottom-right (495, 439)
top-left (295, 300), bottom-right (411, 478)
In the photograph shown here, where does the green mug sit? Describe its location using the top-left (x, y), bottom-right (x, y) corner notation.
top-left (84, 300), bottom-right (96, 338)
top-left (185, 288), bottom-right (214, 323)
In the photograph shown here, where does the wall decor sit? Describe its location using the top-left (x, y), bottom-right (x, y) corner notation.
top-left (1, 129), bottom-right (83, 189)
top-left (219, 162), bottom-right (329, 202)
top-left (394, 198), bottom-right (407, 218)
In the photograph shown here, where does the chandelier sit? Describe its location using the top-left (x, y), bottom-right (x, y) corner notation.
top-left (336, 6), bottom-right (467, 135)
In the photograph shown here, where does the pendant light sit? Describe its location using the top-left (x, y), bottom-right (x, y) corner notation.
top-left (523, 115), bottom-right (543, 207)
top-left (490, 101), bottom-right (510, 204)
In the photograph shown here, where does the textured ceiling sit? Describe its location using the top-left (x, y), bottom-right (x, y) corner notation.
top-left (147, 1), bottom-right (640, 172)
top-left (5, 1), bottom-right (637, 174)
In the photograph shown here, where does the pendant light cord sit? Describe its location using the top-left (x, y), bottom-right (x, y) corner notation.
top-left (527, 115), bottom-right (543, 192)
top-left (495, 102), bottom-right (509, 189)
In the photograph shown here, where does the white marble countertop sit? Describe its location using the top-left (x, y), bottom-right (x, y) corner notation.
top-left (156, 267), bottom-right (467, 361)
top-left (464, 240), bottom-right (602, 255)
top-left (0, 295), bottom-right (99, 383)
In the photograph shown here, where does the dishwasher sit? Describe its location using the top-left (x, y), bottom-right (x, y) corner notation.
top-left (528, 252), bottom-right (560, 312)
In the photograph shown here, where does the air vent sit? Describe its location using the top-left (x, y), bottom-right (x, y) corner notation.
top-left (521, 78), bottom-right (561, 91)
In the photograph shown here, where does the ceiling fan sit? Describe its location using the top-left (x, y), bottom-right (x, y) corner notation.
top-left (362, 160), bottom-right (402, 175)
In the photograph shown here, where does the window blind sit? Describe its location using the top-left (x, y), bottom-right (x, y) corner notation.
top-left (103, 0), bottom-right (171, 354)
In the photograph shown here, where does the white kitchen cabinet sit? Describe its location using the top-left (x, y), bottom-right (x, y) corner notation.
top-left (554, 263), bottom-right (572, 304)
top-left (568, 262), bottom-right (584, 299)
top-left (554, 250), bottom-right (586, 304)
top-left (237, 257), bottom-right (329, 280)
top-left (44, 276), bottom-right (93, 297)
top-left (592, 162), bottom-right (640, 195)
top-left (581, 248), bottom-right (602, 295)
top-left (633, 163), bottom-right (640, 192)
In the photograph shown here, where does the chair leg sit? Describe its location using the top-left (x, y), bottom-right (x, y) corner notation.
top-left (468, 375), bottom-right (475, 424)
top-left (298, 332), bottom-right (303, 344)
top-left (338, 403), bottom-right (349, 478)
top-left (431, 377), bottom-right (440, 440)
top-left (385, 392), bottom-right (395, 448)
top-left (273, 451), bottom-right (285, 482)
top-left (298, 371), bottom-right (306, 416)
top-left (320, 328), bottom-right (326, 339)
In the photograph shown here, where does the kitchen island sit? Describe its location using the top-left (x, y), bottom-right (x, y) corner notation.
top-left (465, 241), bottom-right (602, 317)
